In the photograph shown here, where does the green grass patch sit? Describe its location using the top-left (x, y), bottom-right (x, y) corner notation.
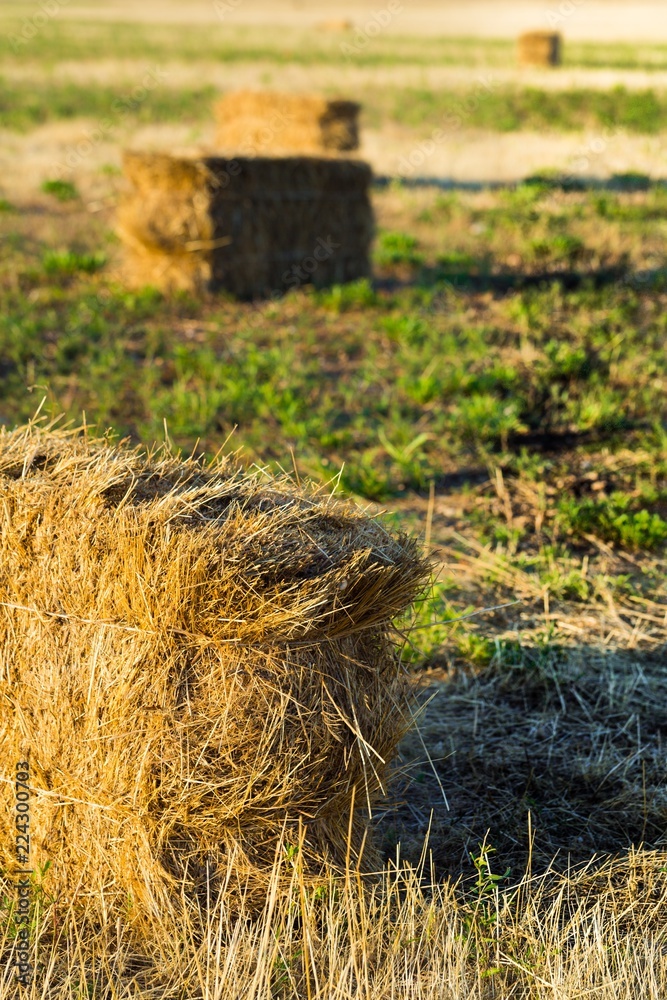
top-left (2, 17), bottom-right (667, 71)
top-left (42, 249), bottom-right (107, 276)
top-left (375, 231), bottom-right (425, 268)
top-left (2, 185), bottom-right (667, 537)
top-left (1, 269), bottom-right (665, 501)
top-left (558, 493), bottom-right (667, 550)
top-left (3, 76), bottom-right (667, 134)
top-left (41, 178), bottom-right (79, 202)
top-left (0, 78), bottom-right (217, 131)
top-left (378, 85), bottom-right (667, 133)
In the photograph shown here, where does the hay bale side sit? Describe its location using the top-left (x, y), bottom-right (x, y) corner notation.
top-left (0, 424), bottom-right (429, 932)
top-left (118, 150), bottom-right (374, 298)
top-left (214, 91), bottom-right (360, 154)
top-left (517, 30), bottom-right (562, 67)
top-left (117, 154), bottom-right (218, 291)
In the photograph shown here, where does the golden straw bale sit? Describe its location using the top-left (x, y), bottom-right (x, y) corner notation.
top-left (0, 423), bottom-right (429, 933)
top-left (517, 30), bottom-right (562, 67)
top-left (214, 91), bottom-right (360, 155)
top-left (117, 149), bottom-right (374, 298)
top-left (317, 18), bottom-right (353, 31)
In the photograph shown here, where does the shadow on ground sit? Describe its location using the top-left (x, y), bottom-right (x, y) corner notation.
top-left (373, 171), bottom-right (659, 194)
top-left (378, 642), bottom-right (667, 882)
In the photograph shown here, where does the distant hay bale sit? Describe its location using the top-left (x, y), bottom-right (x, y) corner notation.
top-left (317, 18), bottom-right (354, 32)
top-left (214, 91), bottom-right (360, 155)
top-left (0, 424), bottom-right (428, 931)
top-left (517, 31), bottom-right (562, 67)
top-left (117, 149), bottom-right (374, 298)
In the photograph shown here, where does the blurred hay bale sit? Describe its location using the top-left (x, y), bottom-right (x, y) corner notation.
top-left (0, 424), bottom-right (428, 932)
top-left (214, 91), bottom-right (360, 155)
top-left (117, 149), bottom-right (374, 298)
top-left (317, 18), bottom-right (354, 32)
top-left (517, 31), bottom-right (562, 67)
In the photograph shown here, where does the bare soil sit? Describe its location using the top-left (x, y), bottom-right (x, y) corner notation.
top-left (2, 120), bottom-right (666, 204)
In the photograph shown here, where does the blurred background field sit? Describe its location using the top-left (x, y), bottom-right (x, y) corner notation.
top-left (3, 2), bottom-right (667, 997)
top-left (6, 4), bottom-right (667, 187)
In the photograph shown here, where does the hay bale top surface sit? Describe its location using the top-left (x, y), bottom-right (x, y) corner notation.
top-left (213, 91), bottom-right (361, 155)
top-left (122, 149), bottom-right (372, 197)
top-left (518, 30), bottom-right (562, 42)
top-left (0, 424), bottom-right (424, 644)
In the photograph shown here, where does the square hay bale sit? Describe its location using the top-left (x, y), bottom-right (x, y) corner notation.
top-left (214, 91), bottom-right (360, 155)
top-left (117, 150), bottom-right (374, 298)
top-left (317, 18), bottom-right (354, 32)
top-left (517, 30), bottom-right (562, 67)
top-left (0, 424), bottom-right (429, 934)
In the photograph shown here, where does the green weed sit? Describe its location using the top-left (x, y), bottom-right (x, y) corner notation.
top-left (559, 494), bottom-right (667, 550)
top-left (529, 234), bottom-right (586, 265)
top-left (42, 250), bottom-right (107, 275)
top-left (375, 231), bottom-right (425, 268)
top-left (383, 85), bottom-right (667, 134)
top-left (41, 179), bottom-right (79, 202)
top-left (314, 278), bottom-right (378, 312)
top-left (455, 394), bottom-right (526, 450)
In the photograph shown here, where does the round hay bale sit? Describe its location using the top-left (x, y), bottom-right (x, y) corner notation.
top-left (0, 424), bottom-right (429, 933)
top-left (517, 31), bottom-right (562, 67)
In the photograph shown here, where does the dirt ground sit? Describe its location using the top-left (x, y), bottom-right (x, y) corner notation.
top-left (2, 120), bottom-right (666, 204)
top-left (8, 59), bottom-right (667, 94)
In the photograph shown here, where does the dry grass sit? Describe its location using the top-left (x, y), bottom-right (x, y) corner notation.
top-left (2, 428), bottom-right (667, 996)
top-left (388, 646), bottom-right (667, 875)
top-left (426, 459), bottom-right (667, 651)
top-left (3, 842), bottom-right (667, 997)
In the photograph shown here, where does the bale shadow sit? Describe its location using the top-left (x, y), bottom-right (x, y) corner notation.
top-left (372, 170), bottom-right (667, 296)
top-left (373, 171), bottom-right (660, 194)
top-left (375, 262), bottom-right (667, 295)
top-left (378, 642), bottom-right (667, 881)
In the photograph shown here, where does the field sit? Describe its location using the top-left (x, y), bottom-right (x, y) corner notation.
top-left (2, 6), bottom-right (667, 998)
